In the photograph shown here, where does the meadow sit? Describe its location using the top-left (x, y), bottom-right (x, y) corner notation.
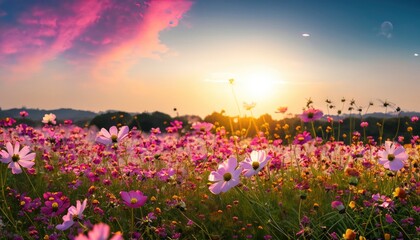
top-left (0, 105), bottom-right (419, 240)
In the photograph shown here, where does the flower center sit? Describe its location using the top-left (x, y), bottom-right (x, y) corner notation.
top-left (252, 161), bottom-right (260, 170)
top-left (72, 214), bottom-right (78, 221)
top-left (387, 154), bottom-right (395, 161)
top-left (223, 172), bottom-right (232, 181)
top-left (130, 198), bottom-right (138, 204)
top-left (298, 136), bottom-right (304, 141)
top-left (12, 154), bottom-right (20, 162)
top-left (52, 202), bottom-right (59, 211)
top-left (111, 135), bottom-right (118, 143)
top-left (307, 112), bottom-right (314, 119)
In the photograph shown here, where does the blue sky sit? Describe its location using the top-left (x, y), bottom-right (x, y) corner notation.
top-left (0, 0), bottom-right (419, 118)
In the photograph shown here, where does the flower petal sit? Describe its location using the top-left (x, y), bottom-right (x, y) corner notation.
top-left (9, 162), bottom-right (22, 174)
top-left (388, 159), bottom-right (404, 171)
top-left (109, 126), bottom-right (118, 136)
top-left (208, 171), bottom-right (222, 182)
top-left (96, 136), bottom-right (112, 145)
top-left (18, 146), bottom-right (31, 158)
top-left (18, 160), bottom-right (35, 168)
top-left (226, 157), bottom-right (238, 172)
top-left (13, 142), bottom-right (20, 155)
top-left (393, 146), bottom-right (406, 157)
top-left (6, 142), bottom-right (14, 155)
top-left (209, 181), bottom-right (223, 194)
top-left (56, 219), bottom-right (74, 231)
top-left (19, 152), bottom-right (36, 161)
top-left (120, 191), bottom-right (131, 203)
top-left (117, 126), bottom-right (129, 141)
top-left (100, 128), bottom-right (111, 138)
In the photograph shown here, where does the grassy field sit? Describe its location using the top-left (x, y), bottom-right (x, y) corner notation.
top-left (0, 113), bottom-right (419, 239)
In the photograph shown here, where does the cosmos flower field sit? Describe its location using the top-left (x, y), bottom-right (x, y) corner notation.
top-left (0, 110), bottom-right (419, 240)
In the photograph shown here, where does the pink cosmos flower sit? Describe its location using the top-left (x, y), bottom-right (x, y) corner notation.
top-left (331, 200), bottom-right (345, 213)
top-left (96, 126), bottom-right (129, 146)
top-left (300, 108), bottom-right (323, 122)
top-left (120, 190), bottom-right (147, 208)
top-left (0, 117), bottom-right (16, 127)
top-left (411, 116), bottom-right (419, 122)
top-left (0, 142), bottom-right (36, 174)
top-left (191, 122), bottom-right (214, 133)
top-left (20, 111), bottom-right (28, 117)
top-left (360, 122), bottom-right (368, 128)
top-left (377, 141), bottom-right (408, 171)
top-left (385, 214), bottom-right (394, 224)
top-left (166, 120), bottom-right (183, 133)
top-left (75, 223), bottom-right (123, 240)
top-left (208, 157), bottom-right (242, 194)
top-left (240, 150), bottom-right (271, 177)
top-left (293, 131), bottom-right (312, 145)
top-left (56, 199), bottom-right (87, 231)
top-left (42, 113), bottom-right (57, 125)
top-left (41, 192), bottom-right (70, 217)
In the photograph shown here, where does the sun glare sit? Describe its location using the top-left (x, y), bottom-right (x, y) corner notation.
top-left (239, 67), bottom-right (282, 101)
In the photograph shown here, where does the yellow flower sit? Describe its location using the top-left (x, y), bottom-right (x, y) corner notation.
top-left (393, 187), bottom-right (407, 199)
top-left (384, 233), bottom-right (391, 240)
top-left (343, 229), bottom-right (356, 240)
top-left (348, 201), bottom-right (356, 209)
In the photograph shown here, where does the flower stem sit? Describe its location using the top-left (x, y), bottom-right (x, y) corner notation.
top-left (310, 121), bottom-right (316, 139)
top-left (0, 166), bottom-right (18, 232)
top-left (23, 168), bottom-right (40, 199)
top-left (130, 208), bottom-right (134, 235)
top-left (393, 114), bottom-right (401, 141)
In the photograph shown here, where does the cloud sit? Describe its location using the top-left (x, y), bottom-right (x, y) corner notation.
top-left (91, 0), bottom-right (193, 82)
top-left (0, 0), bottom-right (193, 82)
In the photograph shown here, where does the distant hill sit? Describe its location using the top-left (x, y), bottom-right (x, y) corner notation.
top-left (324, 111), bottom-right (420, 120)
top-left (365, 111), bottom-right (419, 118)
top-left (0, 108), bottom-right (97, 122)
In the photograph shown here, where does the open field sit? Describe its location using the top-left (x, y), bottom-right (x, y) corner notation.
top-left (0, 111), bottom-right (419, 240)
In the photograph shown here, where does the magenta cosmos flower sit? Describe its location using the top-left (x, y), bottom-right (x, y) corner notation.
top-left (120, 190), bottom-right (147, 208)
top-left (56, 199), bottom-right (87, 231)
top-left (0, 142), bottom-right (36, 174)
top-left (331, 200), bottom-right (345, 213)
top-left (208, 157), bottom-right (241, 194)
top-left (20, 111), bottom-right (29, 117)
top-left (377, 141), bottom-right (408, 171)
top-left (300, 108), bottom-right (323, 122)
top-left (75, 223), bottom-right (122, 240)
top-left (41, 192), bottom-right (70, 217)
top-left (191, 122), bottom-right (214, 133)
top-left (96, 126), bottom-right (129, 146)
top-left (293, 131), bottom-right (312, 145)
top-left (240, 150), bottom-right (271, 177)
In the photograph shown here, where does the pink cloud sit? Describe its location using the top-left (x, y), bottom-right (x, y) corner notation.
top-left (92, 0), bottom-right (193, 82)
top-left (0, 0), bottom-right (193, 82)
top-left (0, 0), bottom-right (109, 78)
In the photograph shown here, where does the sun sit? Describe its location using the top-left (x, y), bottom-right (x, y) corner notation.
top-left (238, 67), bottom-right (282, 101)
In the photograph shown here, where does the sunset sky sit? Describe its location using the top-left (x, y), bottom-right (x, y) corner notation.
top-left (1, 0), bottom-right (419, 118)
